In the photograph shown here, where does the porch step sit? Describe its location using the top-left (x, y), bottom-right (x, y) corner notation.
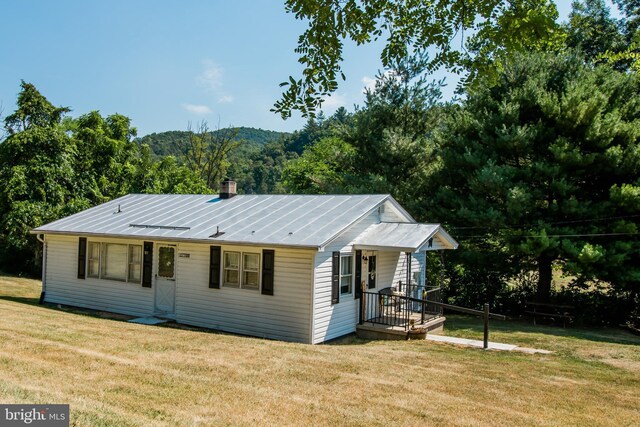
top-left (356, 316), bottom-right (446, 341)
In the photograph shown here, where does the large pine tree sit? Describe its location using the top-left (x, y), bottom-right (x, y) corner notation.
top-left (430, 51), bottom-right (640, 303)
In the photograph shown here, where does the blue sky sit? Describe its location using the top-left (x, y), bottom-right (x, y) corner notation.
top-left (0, 1), bottom-right (615, 136)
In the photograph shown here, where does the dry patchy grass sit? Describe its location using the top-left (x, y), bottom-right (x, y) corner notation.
top-left (0, 274), bottom-right (638, 426)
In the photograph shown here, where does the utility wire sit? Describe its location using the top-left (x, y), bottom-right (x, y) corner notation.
top-left (450, 214), bottom-right (640, 230)
top-left (456, 232), bottom-right (640, 240)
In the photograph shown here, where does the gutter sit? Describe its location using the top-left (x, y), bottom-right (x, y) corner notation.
top-left (35, 234), bottom-right (46, 304)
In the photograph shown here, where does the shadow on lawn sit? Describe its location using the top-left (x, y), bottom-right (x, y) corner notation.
top-left (445, 314), bottom-right (640, 346)
top-left (324, 333), bottom-right (374, 346)
top-left (0, 295), bottom-right (40, 306)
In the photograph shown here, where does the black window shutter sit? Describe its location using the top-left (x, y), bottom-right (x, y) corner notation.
top-left (142, 241), bottom-right (153, 288)
top-left (261, 249), bottom-right (275, 295)
top-left (209, 246), bottom-right (221, 289)
top-left (354, 250), bottom-right (362, 299)
top-left (331, 251), bottom-right (340, 305)
top-left (77, 237), bottom-right (87, 279)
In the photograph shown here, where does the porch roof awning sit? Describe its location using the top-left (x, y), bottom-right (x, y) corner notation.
top-left (352, 222), bottom-right (459, 252)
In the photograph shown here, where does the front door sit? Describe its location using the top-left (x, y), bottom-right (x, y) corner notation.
top-left (367, 255), bottom-right (376, 289)
top-left (155, 245), bottom-right (176, 315)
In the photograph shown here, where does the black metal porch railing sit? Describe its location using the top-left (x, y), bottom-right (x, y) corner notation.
top-left (359, 283), bottom-right (443, 331)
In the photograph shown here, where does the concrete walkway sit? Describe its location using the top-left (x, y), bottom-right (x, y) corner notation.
top-left (426, 334), bottom-right (551, 354)
top-left (128, 317), bottom-right (170, 325)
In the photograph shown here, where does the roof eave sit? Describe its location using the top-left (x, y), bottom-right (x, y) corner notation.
top-left (32, 230), bottom-right (320, 251)
top-left (353, 244), bottom-right (418, 252)
top-left (318, 195), bottom-right (414, 251)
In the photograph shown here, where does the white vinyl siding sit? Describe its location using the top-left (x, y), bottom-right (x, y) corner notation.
top-left (422, 234), bottom-right (449, 251)
top-left (175, 243), bottom-right (314, 343)
top-left (311, 201), bottom-right (417, 343)
top-left (379, 201), bottom-right (412, 222)
top-left (44, 234), bottom-right (154, 317)
top-left (312, 209), bottom-right (380, 343)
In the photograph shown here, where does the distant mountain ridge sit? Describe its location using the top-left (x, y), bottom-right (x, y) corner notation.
top-left (136, 127), bottom-right (290, 158)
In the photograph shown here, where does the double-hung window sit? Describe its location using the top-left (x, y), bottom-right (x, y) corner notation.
top-left (87, 242), bottom-right (142, 283)
top-left (223, 251), bottom-right (240, 287)
top-left (128, 245), bottom-right (142, 282)
top-left (223, 251), bottom-right (260, 290)
top-left (88, 242), bottom-right (100, 278)
top-left (340, 254), bottom-right (353, 295)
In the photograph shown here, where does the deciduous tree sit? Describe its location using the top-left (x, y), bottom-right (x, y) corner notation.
top-left (275, 0), bottom-right (563, 118)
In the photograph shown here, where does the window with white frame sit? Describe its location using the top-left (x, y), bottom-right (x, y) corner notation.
top-left (87, 242), bottom-right (142, 283)
top-left (88, 242), bottom-right (100, 278)
top-left (243, 253), bottom-right (260, 290)
top-left (128, 245), bottom-right (142, 282)
top-left (223, 251), bottom-right (240, 287)
top-left (340, 254), bottom-right (353, 295)
top-left (223, 251), bottom-right (260, 290)
top-left (101, 243), bottom-right (127, 281)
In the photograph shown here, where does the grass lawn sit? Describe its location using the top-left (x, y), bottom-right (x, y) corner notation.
top-left (0, 275), bottom-right (638, 426)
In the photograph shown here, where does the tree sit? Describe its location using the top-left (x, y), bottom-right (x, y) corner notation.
top-left (566, 0), bottom-right (627, 67)
top-left (599, 0), bottom-right (640, 71)
top-left (274, 0), bottom-right (564, 118)
top-left (183, 121), bottom-right (239, 191)
top-left (282, 136), bottom-right (357, 193)
top-left (72, 111), bottom-right (139, 204)
top-left (0, 82), bottom-right (210, 274)
top-left (341, 57), bottom-right (445, 207)
top-left (0, 82), bottom-right (78, 272)
top-left (428, 51), bottom-right (640, 303)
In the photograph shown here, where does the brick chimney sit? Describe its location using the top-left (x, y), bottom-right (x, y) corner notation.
top-left (220, 179), bottom-right (237, 199)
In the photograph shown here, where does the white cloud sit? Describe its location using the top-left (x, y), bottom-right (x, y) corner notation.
top-left (361, 71), bottom-right (399, 93)
top-left (361, 75), bottom-right (377, 93)
top-left (198, 60), bottom-right (224, 91)
top-left (321, 93), bottom-right (347, 111)
top-left (218, 95), bottom-right (234, 104)
top-left (182, 103), bottom-right (212, 115)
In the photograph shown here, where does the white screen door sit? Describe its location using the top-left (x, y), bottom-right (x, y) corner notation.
top-left (154, 245), bottom-right (176, 314)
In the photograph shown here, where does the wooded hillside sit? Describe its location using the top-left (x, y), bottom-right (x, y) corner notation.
top-left (136, 127), bottom-right (289, 158)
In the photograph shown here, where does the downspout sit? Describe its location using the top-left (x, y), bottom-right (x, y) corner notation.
top-left (36, 234), bottom-right (47, 304)
top-left (309, 251), bottom-right (317, 344)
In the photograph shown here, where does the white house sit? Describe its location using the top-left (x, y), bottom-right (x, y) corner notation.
top-left (31, 181), bottom-right (458, 343)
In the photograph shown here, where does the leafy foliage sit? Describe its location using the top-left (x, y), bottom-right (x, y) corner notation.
top-left (0, 82), bottom-right (208, 274)
top-left (136, 127), bottom-right (288, 158)
top-left (275, 0), bottom-right (564, 118)
top-left (428, 51), bottom-right (640, 303)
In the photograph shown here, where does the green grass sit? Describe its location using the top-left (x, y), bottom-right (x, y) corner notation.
top-left (0, 274), bottom-right (638, 426)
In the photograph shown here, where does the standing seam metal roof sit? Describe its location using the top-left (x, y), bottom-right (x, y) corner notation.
top-left (351, 223), bottom-right (459, 251)
top-left (32, 194), bottom-right (401, 248)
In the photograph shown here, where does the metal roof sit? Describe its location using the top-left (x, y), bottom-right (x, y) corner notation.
top-left (352, 223), bottom-right (459, 251)
top-left (32, 194), bottom-right (407, 248)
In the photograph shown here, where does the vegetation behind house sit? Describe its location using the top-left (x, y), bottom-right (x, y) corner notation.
top-left (0, 1), bottom-right (639, 326)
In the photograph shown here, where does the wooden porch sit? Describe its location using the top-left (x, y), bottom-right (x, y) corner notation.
top-left (356, 284), bottom-right (446, 340)
top-left (357, 313), bottom-right (446, 340)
